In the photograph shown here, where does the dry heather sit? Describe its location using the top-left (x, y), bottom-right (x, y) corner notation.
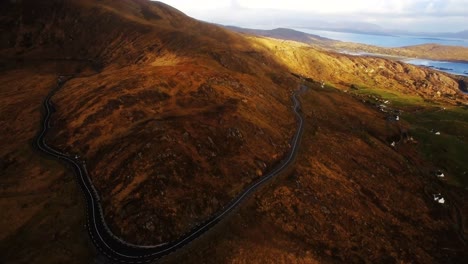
top-left (3, 0), bottom-right (299, 245)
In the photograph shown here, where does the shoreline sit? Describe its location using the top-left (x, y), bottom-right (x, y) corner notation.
top-left (339, 50), bottom-right (468, 77)
top-left (338, 49), bottom-right (468, 64)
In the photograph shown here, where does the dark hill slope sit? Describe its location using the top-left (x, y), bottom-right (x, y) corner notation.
top-left (1, 0), bottom-right (298, 245)
top-left (1, 0), bottom-right (256, 64)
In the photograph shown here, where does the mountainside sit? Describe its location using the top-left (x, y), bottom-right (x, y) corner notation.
top-left (2, 0), bottom-right (299, 246)
top-left (1, 1), bottom-right (467, 263)
top-left (248, 37), bottom-right (467, 103)
top-left (399, 44), bottom-right (468, 61)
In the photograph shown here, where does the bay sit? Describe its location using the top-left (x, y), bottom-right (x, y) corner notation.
top-left (294, 28), bottom-right (468, 48)
top-left (404, 59), bottom-right (468, 77)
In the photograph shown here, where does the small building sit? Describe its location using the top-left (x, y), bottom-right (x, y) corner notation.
top-left (433, 193), bottom-right (445, 204)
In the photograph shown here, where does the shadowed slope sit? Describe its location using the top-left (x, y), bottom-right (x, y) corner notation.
top-left (1, 0), bottom-right (299, 245)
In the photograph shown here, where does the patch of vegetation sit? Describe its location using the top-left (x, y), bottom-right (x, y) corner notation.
top-left (405, 108), bottom-right (468, 186)
top-left (351, 85), bottom-right (468, 187)
top-left (351, 85), bottom-right (430, 107)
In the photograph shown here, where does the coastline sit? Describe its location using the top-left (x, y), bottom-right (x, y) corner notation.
top-left (338, 50), bottom-right (468, 77)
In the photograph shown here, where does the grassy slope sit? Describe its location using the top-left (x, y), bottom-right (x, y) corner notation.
top-left (248, 36), bottom-right (466, 102)
top-left (349, 85), bottom-right (468, 186)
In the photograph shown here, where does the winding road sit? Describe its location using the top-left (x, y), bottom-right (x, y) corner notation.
top-left (35, 77), bottom-right (305, 263)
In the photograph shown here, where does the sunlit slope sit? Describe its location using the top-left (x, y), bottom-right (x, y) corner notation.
top-left (248, 36), bottom-right (467, 105)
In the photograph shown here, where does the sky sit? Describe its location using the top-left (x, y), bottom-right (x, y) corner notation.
top-left (155, 0), bottom-right (468, 33)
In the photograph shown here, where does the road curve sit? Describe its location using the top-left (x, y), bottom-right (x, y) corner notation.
top-left (35, 76), bottom-right (305, 263)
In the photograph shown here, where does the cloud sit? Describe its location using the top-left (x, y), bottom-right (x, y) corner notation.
top-left (155, 0), bottom-right (468, 32)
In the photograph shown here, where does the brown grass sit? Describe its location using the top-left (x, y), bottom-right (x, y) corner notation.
top-left (0, 68), bottom-right (95, 263)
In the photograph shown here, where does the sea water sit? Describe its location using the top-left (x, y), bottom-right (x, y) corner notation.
top-left (294, 28), bottom-right (468, 77)
top-left (294, 28), bottom-right (468, 48)
top-left (404, 59), bottom-right (468, 77)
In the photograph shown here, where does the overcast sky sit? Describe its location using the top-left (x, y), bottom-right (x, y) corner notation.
top-left (155, 0), bottom-right (468, 33)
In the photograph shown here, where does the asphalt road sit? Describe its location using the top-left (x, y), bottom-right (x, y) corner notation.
top-left (35, 77), bottom-right (305, 263)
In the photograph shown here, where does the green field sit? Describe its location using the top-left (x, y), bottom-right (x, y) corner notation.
top-left (351, 86), bottom-right (468, 187)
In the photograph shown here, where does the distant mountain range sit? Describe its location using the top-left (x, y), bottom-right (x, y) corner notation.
top-left (234, 18), bottom-right (468, 40)
top-left (224, 26), bottom-right (334, 45)
top-left (432, 30), bottom-right (468, 39)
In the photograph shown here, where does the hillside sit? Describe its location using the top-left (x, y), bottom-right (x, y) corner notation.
top-left (1, 0), bottom-right (467, 263)
top-left (399, 44), bottom-right (468, 62)
top-left (1, 0), bottom-right (299, 247)
top-left (248, 37), bottom-right (467, 103)
top-left (333, 42), bottom-right (468, 63)
top-left (229, 27), bottom-right (468, 62)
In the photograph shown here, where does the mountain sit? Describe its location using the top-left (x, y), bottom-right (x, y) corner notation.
top-left (2, 0), bottom-right (299, 246)
top-left (298, 21), bottom-right (389, 36)
top-left (437, 30), bottom-right (468, 39)
top-left (225, 26), bottom-right (334, 46)
top-left (1, 0), bottom-right (467, 263)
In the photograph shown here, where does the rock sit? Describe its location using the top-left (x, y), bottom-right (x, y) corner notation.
top-left (182, 131), bottom-right (189, 141)
top-left (321, 206), bottom-right (331, 214)
top-left (255, 159), bottom-right (267, 169)
top-left (256, 169), bottom-right (263, 176)
top-left (207, 136), bottom-right (214, 146)
top-left (227, 127), bottom-right (243, 139)
top-left (145, 221), bottom-right (155, 232)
